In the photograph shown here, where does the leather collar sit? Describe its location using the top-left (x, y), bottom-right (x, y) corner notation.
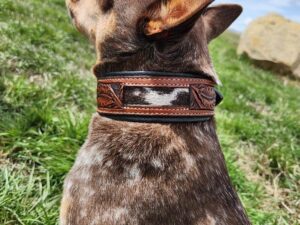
top-left (96, 71), bottom-right (223, 123)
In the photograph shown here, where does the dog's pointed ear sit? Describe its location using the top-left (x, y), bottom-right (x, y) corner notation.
top-left (143, 0), bottom-right (214, 39)
top-left (203, 4), bottom-right (242, 42)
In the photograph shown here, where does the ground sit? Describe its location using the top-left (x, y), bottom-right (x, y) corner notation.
top-left (0, 0), bottom-right (299, 224)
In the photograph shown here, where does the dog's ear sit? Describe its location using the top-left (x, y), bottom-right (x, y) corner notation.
top-left (203, 4), bottom-right (242, 42)
top-left (143, 0), bottom-right (214, 39)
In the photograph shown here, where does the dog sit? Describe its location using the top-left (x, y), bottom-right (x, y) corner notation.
top-left (60, 0), bottom-right (252, 224)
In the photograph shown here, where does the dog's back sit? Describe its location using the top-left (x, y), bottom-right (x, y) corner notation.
top-left (61, 116), bottom-right (250, 225)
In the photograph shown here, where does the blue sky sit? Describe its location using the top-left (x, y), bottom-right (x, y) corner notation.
top-left (217, 0), bottom-right (300, 31)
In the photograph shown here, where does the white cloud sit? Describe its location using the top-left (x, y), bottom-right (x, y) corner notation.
top-left (244, 17), bottom-right (254, 25)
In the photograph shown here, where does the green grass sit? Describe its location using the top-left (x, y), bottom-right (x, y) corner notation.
top-left (0, 0), bottom-right (299, 224)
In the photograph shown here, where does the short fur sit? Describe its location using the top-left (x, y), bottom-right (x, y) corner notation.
top-left (61, 0), bottom-right (252, 224)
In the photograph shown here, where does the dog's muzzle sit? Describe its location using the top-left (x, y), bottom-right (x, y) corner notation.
top-left (96, 71), bottom-right (223, 123)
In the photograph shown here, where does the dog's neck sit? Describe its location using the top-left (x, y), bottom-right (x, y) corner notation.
top-left (94, 23), bottom-right (217, 82)
top-left (94, 24), bottom-right (221, 124)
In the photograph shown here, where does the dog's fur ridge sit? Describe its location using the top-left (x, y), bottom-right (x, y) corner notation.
top-left (61, 0), bottom-right (252, 224)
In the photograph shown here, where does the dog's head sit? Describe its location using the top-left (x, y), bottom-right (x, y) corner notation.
top-left (66, 0), bottom-right (242, 82)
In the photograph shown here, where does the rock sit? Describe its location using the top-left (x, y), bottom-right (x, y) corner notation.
top-left (237, 13), bottom-right (300, 79)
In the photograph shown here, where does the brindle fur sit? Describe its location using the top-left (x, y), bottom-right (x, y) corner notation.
top-left (61, 0), bottom-right (252, 224)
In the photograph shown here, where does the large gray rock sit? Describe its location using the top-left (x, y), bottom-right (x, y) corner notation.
top-left (238, 13), bottom-right (300, 79)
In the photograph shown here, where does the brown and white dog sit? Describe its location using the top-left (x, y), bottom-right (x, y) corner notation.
top-left (60, 0), bottom-right (252, 224)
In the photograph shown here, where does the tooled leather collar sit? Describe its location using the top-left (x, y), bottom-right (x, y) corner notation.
top-left (96, 71), bottom-right (223, 123)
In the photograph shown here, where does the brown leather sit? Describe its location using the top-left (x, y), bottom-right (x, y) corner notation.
top-left (97, 76), bottom-right (217, 117)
